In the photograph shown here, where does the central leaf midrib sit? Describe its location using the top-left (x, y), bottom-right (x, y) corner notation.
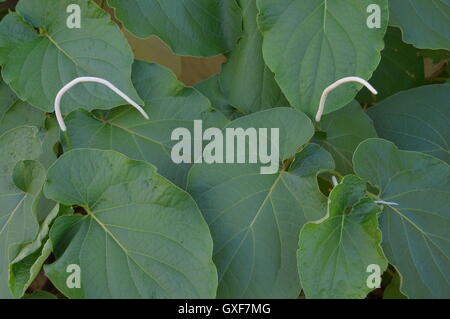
top-left (85, 207), bottom-right (175, 297)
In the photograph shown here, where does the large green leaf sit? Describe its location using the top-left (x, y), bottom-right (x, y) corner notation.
top-left (108, 0), bottom-right (242, 57)
top-left (44, 149), bottom-right (217, 299)
top-left (219, 0), bottom-right (287, 114)
top-left (357, 27), bottom-right (425, 105)
top-left (257, 0), bottom-right (388, 117)
top-left (314, 101), bottom-right (377, 174)
top-left (390, 0), bottom-right (450, 50)
top-left (187, 108), bottom-right (333, 298)
top-left (298, 175), bottom-right (387, 299)
top-left (65, 61), bottom-right (227, 188)
top-left (0, 0), bottom-right (142, 113)
top-left (0, 128), bottom-right (44, 298)
top-left (368, 84), bottom-right (450, 163)
top-left (354, 138), bottom-right (450, 298)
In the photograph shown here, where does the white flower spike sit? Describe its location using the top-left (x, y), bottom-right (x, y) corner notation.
top-left (315, 76), bottom-right (378, 122)
top-left (54, 77), bottom-right (149, 132)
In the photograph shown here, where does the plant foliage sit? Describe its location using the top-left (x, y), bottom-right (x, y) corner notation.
top-left (0, 0), bottom-right (448, 299)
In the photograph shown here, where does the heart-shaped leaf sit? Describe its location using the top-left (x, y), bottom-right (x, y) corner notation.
top-left (257, 0), bottom-right (388, 117)
top-left (0, 0), bottom-right (142, 113)
top-left (390, 0), bottom-right (450, 50)
top-left (44, 149), bottom-right (217, 299)
top-left (298, 175), bottom-right (387, 299)
top-left (354, 138), bottom-right (450, 298)
top-left (219, 0), bottom-right (287, 114)
top-left (368, 84), bottom-right (450, 163)
top-left (187, 108), bottom-right (333, 298)
top-left (107, 0), bottom-right (243, 57)
top-left (65, 61), bottom-right (227, 188)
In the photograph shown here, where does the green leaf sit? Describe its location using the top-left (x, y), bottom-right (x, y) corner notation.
top-left (36, 116), bottom-right (61, 170)
top-left (257, 0), bottom-right (388, 117)
top-left (384, 270), bottom-right (407, 299)
top-left (357, 27), bottom-right (425, 105)
top-left (0, 0), bottom-right (142, 113)
top-left (0, 128), bottom-right (44, 298)
top-left (298, 175), bottom-right (387, 299)
top-left (354, 138), bottom-right (450, 298)
top-left (44, 149), bottom-right (217, 299)
top-left (187, 109), bottom-right (332, 298)
top-left (219, 0), bottom-right (287, 114)
top-left (65, 61), bottom-right (226, 188)
top-left (390, 0), bottom-right (450, 50)
top-left (195, 75), bottom-right (239, 120)
top-left (9, 202), bottom-right (62, 298)
top-left (107, 0), bottom-right (243, 57)
top-left (0, 82), bottom-right (45, 135)
top-left (314, 101), bottom-right (377, 174)
top-left (368, 84), bottom-right (450, 163)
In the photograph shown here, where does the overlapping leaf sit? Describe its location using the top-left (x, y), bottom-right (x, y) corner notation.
top-left (0, 128), bottom-right (44, 298)
top-left (65, 61), bottom-right (227, 188)
top-left (195, 75), bottom-right (241, 120)
top-left (0, 82), bottom-right (45, 135)
top-left (357, 27), bottom-right (425, 105)
top-left (257, 0), bottom-right (388, 117)
top-left (9, 203), bottom-right (68, 298)
top-left (188, 108), bottom-right (334, 298)
top-left (314, 101), bottom-right (377, 174)
top-left (219, 0), bottom-right (287, 114)
top-left (0, 0), bottom-right (142, 113)
top-left (354, 138), bottom-right (450, 298)
top-left (368, 84), bottom-right (449, 163)
top-left (108, 0), bottom-right (243, 57)
top-left (44, 149), bottom-right (217, 299)
top-left (390, 0), bottom-right (450, 50)
top-left (298, 175), bottom-right (387, 299)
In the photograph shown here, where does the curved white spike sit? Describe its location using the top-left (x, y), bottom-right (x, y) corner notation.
top-left (315, 76), bottom-right (378, 122)
top-left (54, 77), bottom-right (149, 131)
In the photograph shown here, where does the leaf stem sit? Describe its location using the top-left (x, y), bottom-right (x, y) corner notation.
top-left (64, 131), bottom-right (72, 150)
